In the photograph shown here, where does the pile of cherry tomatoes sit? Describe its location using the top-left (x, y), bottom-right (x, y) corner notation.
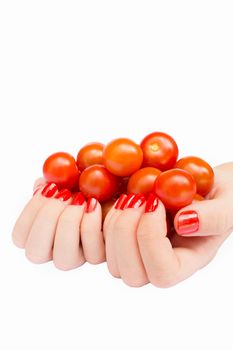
top-left (43, 132), bottom-right (214, 216)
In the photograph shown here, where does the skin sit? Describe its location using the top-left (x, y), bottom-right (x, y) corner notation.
top-left (12, 162), bottom-right (233, 287)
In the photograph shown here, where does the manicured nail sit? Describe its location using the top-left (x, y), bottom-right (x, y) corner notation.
top-left (145, 193), bottom-right (159, 213)
top-left (86, 198), bottom-right (98, 213)
top-left (41, 183), bottom-right (58, 198)
top-left (55, 189), bottom-right (72, 202)
top-left (114, 194), bottom-right (128, 210)
top-left (177, 210), bottom-right (199, 235)
top-left (124, 193), bottom-right (146, 209)
top-left (71, 192), bottom-right (86, 206)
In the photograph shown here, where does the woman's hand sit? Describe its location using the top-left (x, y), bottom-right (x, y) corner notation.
top-left (103, 162), bottom-right (233, 288)
top-left (12, 179), bottom-right (105, 270)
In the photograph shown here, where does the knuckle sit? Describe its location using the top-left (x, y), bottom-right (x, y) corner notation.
top-left (107, 261), bottom-right (121, 278)
top-left (12, 233), bottom-right (25, 249)
top-left (149, 274), bottom-right (178, 289)
top-left (25, 251), bottom-right (49, 264)
top-left (123, 276), bottom-right (148, 288)
top-left (53, 261), bottom-right (73, 271)
top-left (86, 256), bottom-right (105, 265)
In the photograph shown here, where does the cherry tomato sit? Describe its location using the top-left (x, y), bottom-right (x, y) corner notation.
top-left (127, 167), bottom-right (161, 196)
top-left (140, 132), bottom-right (179, 171)
top-left (175, 156), bottom-right (214, 196)
top-left (77, 142), bottom-right (104, 171)
top-left (154, 169), bottom-right (196, 210)
top-left (43, 152), bottom-right (79, 190)
top-left (79, 165), bottom-right (119, 202)
top-left (103, 138), bottom-right (143, 177)
top-left (114, 177), bottom-right (129, 198)
top-left (193, 193), bottom-right (205, 202)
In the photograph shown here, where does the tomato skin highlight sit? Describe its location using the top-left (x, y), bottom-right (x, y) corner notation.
top-left (103, 138), bottom-right (143, 177)
top-left (43, 152), bottom-right (79, 190)
top-left (154, 168), bottom-right (197, 211)
top-left (175, 156), bottom-right (214, 196)
top-left (77, 142), bottom-right (104, 171)
top-left (127, 167), bottom-right (161, 196)
top-left (79, 164), bottom-right (119, 202)
top-left (140, 132), bottom-right (179, 171)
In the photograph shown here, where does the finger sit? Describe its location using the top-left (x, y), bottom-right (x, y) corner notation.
top-left (174, 196), bottom-right (233, 237)
top-left (103, 194), bottom-right (128, 278)
top-left (53, 192), bottom-right (86, 271)
top-left (80, 198), bottom-right (105, 264)
top-left (114, 194), bottom-right (149, 287)
top-left (33, 178), bottom-right (46, 192)
top-left (12, 183), bottom-right (58, 248)
top-left (137, 194), bottom-right (180, 287)
top-left (137, 193), bottom-right (223, 288)
top-left (25, 188), bottom-right (72, 264)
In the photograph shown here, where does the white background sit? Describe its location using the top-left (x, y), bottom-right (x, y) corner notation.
top-left (0, 1), bottom-right (233, 349)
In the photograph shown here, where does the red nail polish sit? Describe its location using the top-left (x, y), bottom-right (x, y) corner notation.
top-left (41, 183), bottom-right (58, 198)
top-left (119, 193), bottom-right (135, 210)
top-left (124, 193), bottom-right (146, 209)
top-left (71, 192), bottom-right (86, 206)
top-left (55, 189), bottom-right (72, 201)
top-left (86, 198), bottom-right (98, 213)
top-left (114, 194), bottom-right (128, 210)
top-left (177, 210), bottom-right (199, 235)
top-left (145, 193), bottom-right (159, 213)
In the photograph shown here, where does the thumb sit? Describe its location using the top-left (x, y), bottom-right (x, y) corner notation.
top-left (174, 198), bottom-right (233, 237)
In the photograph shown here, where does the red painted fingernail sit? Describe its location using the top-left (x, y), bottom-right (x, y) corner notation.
top-left (114, 194), bottom-right (128, 210)
top-left (86, 198), bottom-right (98, 213)
top-left (119, 193), bottom-right (135, 210)
top-left (55, 189), bottom-right (72, 202)
top-left (124, 193), bottom-right (146, 209)
top-left (41, 183), bottom-right (58, 198)
top-left (177, 210), bottom-right (199, 235)
top-left (71, 192), bottom-right (86, 206)
top-left (145, 193), bottom-right (159, 213)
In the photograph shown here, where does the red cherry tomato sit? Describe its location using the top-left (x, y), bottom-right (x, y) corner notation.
top-left (154, 169), bottom-right (196, 210)
top-left (103, 138), bottom-right (143, 177)
top-left (43, 152), bottom-right (79, 190)
top-left (77, 142), bottom-right (104, 171)
top-left (114, 177), bottom-right (129, 198)
top-left (193, 193), bottom-right (205, 202)
top-left (127, 167), bottom-right (161, 196)
top-left (175, 156), bottom-right (214, 196)
top-left (140, 132), bottom-right (179, 171)
top-left (79, 165), bottom-right (119, 202)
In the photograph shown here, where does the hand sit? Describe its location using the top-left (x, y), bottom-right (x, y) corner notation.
top-left (103, 162), bottom-right (233, 288)
top-left (12, 179), bottom-right (105, 270)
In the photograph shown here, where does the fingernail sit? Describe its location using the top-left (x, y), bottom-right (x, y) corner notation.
top-left (55, 189), bottom-right (72, 202)
top-left (86, 197), bottom-right (98, 213)
top-left (124, 193), bottom-right (146, 209)
top-left (145, 193), bottom-right (159, 213)
top-left (41, 183), bottom-right (58, 198)
top-left (114, 194), bottom-right (128, 210)
top-left (177, 210), bottom-right (199, 235)
top-left (71, 192), bottom-right (86, 206)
